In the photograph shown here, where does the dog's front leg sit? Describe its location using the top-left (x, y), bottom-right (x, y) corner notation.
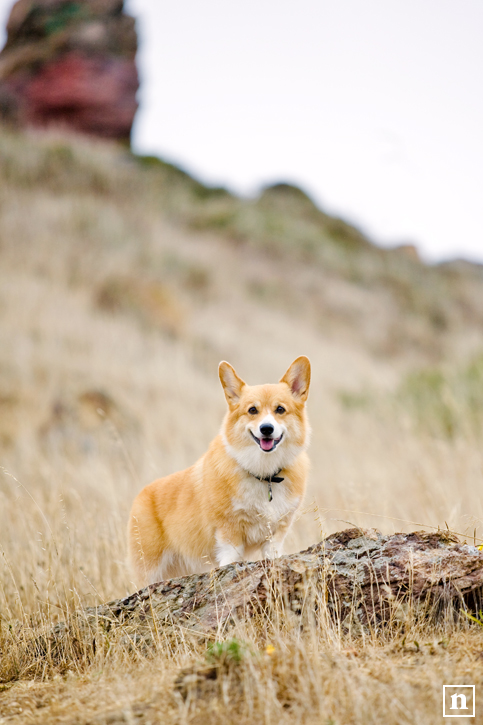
top-left (215, 532), bottom-right (245, 567)
top-left (261, 532), bottom-right (286, 560)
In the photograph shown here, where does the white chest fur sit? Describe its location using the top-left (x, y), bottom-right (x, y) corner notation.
top-left (231, 475), bottom-right (300, 547)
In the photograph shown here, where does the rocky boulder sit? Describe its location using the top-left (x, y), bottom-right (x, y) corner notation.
top-left (0, 0), bottom-right (139, 142)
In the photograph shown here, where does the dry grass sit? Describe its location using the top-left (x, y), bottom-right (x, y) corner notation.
top-left (1, 128), bottom-right (483, 723)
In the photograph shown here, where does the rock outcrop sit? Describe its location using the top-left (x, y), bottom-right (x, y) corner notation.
top-left (41, 528), bottom-right (483, 667)
top-left (0, 0), bottom-right (138, 141)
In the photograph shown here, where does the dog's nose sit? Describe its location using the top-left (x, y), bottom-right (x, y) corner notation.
top-left (260, 424), bottom-right (274, 437)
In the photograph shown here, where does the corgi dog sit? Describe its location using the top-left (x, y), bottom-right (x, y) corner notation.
top-left (128, 356), bottom-right (311, 586)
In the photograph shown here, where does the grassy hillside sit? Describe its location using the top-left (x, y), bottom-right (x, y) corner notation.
top-left (1, 129), bottom-right (483, 723)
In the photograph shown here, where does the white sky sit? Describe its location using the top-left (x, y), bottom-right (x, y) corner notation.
top-left (1, 0), bottom-right (482, 263)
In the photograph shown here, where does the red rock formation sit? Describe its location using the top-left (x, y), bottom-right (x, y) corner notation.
top-left (0, 0), bottom-right (139, 142)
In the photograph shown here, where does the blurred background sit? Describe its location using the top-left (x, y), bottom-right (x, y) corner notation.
top-left (1, 0), bottom-right (483, 262)
top-left (0, 0), bottom-right (483, 611)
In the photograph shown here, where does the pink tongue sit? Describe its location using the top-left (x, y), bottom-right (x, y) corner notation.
top-left (260, 438), bottom-right (274, 451)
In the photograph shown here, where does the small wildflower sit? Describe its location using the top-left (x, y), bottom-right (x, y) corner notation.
top-left (265, 644), bottom-right (276, 656)
top-left (478, 544), bottom-right (483, 551)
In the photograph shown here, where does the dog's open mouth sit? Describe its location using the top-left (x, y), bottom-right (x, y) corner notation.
top-left (250, 431), bottom-right (283, 452)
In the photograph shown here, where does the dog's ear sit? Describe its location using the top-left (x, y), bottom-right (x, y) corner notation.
top-left (280, 356), bottom-right (311, 402)
top-left (219, 361), bottom-right (246, 406)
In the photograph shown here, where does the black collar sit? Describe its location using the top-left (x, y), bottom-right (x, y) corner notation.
top-left (252, 469), bottom-right (284, 484)
top-left (249, 469), bottom-right (284, 502)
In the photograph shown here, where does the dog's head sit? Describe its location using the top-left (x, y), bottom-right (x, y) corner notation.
top-left (219, 357), bottom-right (311, 476)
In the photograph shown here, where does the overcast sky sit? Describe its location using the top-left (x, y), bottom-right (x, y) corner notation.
top-left (1, 1), bottom-right (482, 263)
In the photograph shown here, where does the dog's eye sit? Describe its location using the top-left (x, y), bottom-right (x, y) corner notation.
top-left (275, 405), bottom-right (286, 414)
top-left (248, 406), bottom-right (258, 415)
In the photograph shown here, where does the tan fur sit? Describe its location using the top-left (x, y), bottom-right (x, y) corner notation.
top-left (128, 357), bottom-right (311, 586)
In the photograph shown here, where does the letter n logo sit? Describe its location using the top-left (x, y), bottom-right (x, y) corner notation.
top-left (443, 686), bottom-right (475, 718)
top-left (451, 693), bottom-right (468, 710)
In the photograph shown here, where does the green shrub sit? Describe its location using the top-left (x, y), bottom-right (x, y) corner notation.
top-left (398, 355), bottom-right (483, 438)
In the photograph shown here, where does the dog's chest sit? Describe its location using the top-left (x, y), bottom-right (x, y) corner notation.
top-left (231, 476), bottom-right (298, 541)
